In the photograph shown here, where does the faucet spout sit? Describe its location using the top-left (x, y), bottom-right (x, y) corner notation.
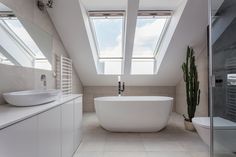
top-left (40, 74), bottom-right (47, 89)
top-left (118, 81), bottom-right (125, 96)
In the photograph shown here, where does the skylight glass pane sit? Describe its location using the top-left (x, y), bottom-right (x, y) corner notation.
top-left (131, 59), bottom-right (154, 75)
top-left (91, 16), bottom-right (123, 58)
top-left (101, 59), bottom-right (122, 75)
top-left (4, 19), bottom-right (46, 59)
top-left (132, 17), bottom-right (167, 58)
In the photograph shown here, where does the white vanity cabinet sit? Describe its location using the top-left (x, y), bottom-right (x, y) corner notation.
top-left (0, 95), bottom-right (82, 157)
top-left (0, 117), bottom-right (38, 157)
top-left (61, 100), bottom-right (74, 157)
top-left (37, 106), bottom-right (61, 157)
top-left (73, 98), bottom-right (83, 152)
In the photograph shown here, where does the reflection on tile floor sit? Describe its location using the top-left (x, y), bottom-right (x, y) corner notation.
top-left (74, 112), bottom-right (210, 157)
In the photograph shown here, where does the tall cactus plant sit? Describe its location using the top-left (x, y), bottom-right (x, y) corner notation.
top-left (182, 46), bottom-right (200, 122)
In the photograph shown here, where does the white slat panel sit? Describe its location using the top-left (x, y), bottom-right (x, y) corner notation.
top-left (56, 55), bottom-right (72, 95)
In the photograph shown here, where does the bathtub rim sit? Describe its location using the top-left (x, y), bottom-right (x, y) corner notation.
top-left (94, 96), bottom-right (173, 102)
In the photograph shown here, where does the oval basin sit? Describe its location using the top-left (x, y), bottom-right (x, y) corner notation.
top-left (3, 89), bottom-right (61, 107)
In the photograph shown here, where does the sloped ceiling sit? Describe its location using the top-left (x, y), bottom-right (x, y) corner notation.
top-left (80, 0), bottom-right (183, 10)
top-left (47, 0), bottom-right (208, 86)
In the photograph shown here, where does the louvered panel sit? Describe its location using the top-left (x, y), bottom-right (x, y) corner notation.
top-left (56, 55), bottom-right (72, 95)
top-left (225, 58), bottom-right (236, 119)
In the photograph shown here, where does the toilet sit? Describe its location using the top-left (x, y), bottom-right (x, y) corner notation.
top-left (193, 117), bottom-right (236, 152)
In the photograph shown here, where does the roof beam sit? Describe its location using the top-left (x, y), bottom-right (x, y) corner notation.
top-left (123, 0), bottom-right (139, 75)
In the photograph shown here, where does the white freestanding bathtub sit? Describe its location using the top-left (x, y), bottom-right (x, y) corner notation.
top-left (94, 96), bottom-right (173, 132)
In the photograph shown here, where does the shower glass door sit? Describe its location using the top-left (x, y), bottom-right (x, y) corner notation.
top-left (211, 0), bottom-right (236, 156)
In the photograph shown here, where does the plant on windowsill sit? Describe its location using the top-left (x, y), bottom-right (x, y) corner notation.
top-left (181, 46), bottom-right (200, 131)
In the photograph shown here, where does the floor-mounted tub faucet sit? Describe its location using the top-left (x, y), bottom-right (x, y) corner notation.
top-left (118, 76), bottom-right (125, 96)
top-left (41, 74), bottom-right (47, 90)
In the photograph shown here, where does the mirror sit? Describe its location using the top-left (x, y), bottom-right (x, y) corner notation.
top-left (0, 2), bottom-right (52, 70)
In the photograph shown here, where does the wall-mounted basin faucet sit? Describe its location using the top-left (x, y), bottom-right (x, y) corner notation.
top-left (41, 74), bottom-right (47, 89)
top-left (118, 76), bottom-right (125, 96)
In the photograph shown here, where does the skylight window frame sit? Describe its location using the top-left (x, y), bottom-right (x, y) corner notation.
top-left (133, 10), bottom-right (172, 59)
top-left (131, 10), bottom-right (172, 75)
top-left (152, 16), bottom-right (171, 58)
top-left (88, 10), bottom-right (126, 60)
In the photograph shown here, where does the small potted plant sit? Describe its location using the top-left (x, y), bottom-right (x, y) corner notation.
top-left (181, 46), bottom-right (200, 131)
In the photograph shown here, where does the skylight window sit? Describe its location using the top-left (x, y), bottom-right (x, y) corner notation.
top-left (89, 11), bottom-right (124, 75)
top-left (88, 10), bottom-right (171, 75)
top-left (133, 17), bottom-right (168, 58)
top-left (131, 11), bottom-right (171, 75)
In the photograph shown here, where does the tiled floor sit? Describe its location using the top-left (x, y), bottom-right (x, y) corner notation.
top-left (74, 113), bottom-right (210, 157)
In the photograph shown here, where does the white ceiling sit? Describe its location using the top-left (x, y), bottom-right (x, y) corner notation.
top-left (80, 0), bottom-right (126, 10)
top-left (47, 0), bottom-right (208, 86)
top-left (80, 0), bottom-right (184, 10)
top-left (139, 0), bottom-right (184, 10)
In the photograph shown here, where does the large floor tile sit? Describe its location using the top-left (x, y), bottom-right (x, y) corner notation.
top-left (180, 140), bottom-right (209, 152)
top-left (75, 113), bottom-right (209, 157)
top-left (104, 139), bottom-right (145, 151)
top-left (106, 133), bottom-right (141, 140)
top-left (78, 140), bottom-right (105, 151)
top-left (147, 151), bottom-right (189, 157)
top-left (143, 140), bottom-right (185, 151)
top-left (74, 151), bottom-right (103, 157)
top-left (103, 151), bottom-right (147, 157)
top-left (82, 132), bottom-right (107, 141)
top-left (190, 151), bottom-right (210, 157)
top-left (140, 131), bottom-right (183, 142)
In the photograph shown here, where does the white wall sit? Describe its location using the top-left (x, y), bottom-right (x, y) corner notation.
top-left (0, 0), bottom-right (83, 105)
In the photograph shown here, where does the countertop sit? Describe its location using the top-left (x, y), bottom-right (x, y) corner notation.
top-left (0, 94), bottom-right (82, 130)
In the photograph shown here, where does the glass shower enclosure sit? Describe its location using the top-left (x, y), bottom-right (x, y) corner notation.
top-left (210, 0), bottom-right (236, 156)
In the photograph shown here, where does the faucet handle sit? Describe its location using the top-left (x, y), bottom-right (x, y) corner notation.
top-left (41, 74), bottom-right (46, 80)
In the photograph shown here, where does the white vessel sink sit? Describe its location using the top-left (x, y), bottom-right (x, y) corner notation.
top-left (3, 89), bottom-right (61, 107)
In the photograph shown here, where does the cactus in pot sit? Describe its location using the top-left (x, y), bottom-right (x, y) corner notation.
top-left (182, 46), bottom-right (200, 130)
